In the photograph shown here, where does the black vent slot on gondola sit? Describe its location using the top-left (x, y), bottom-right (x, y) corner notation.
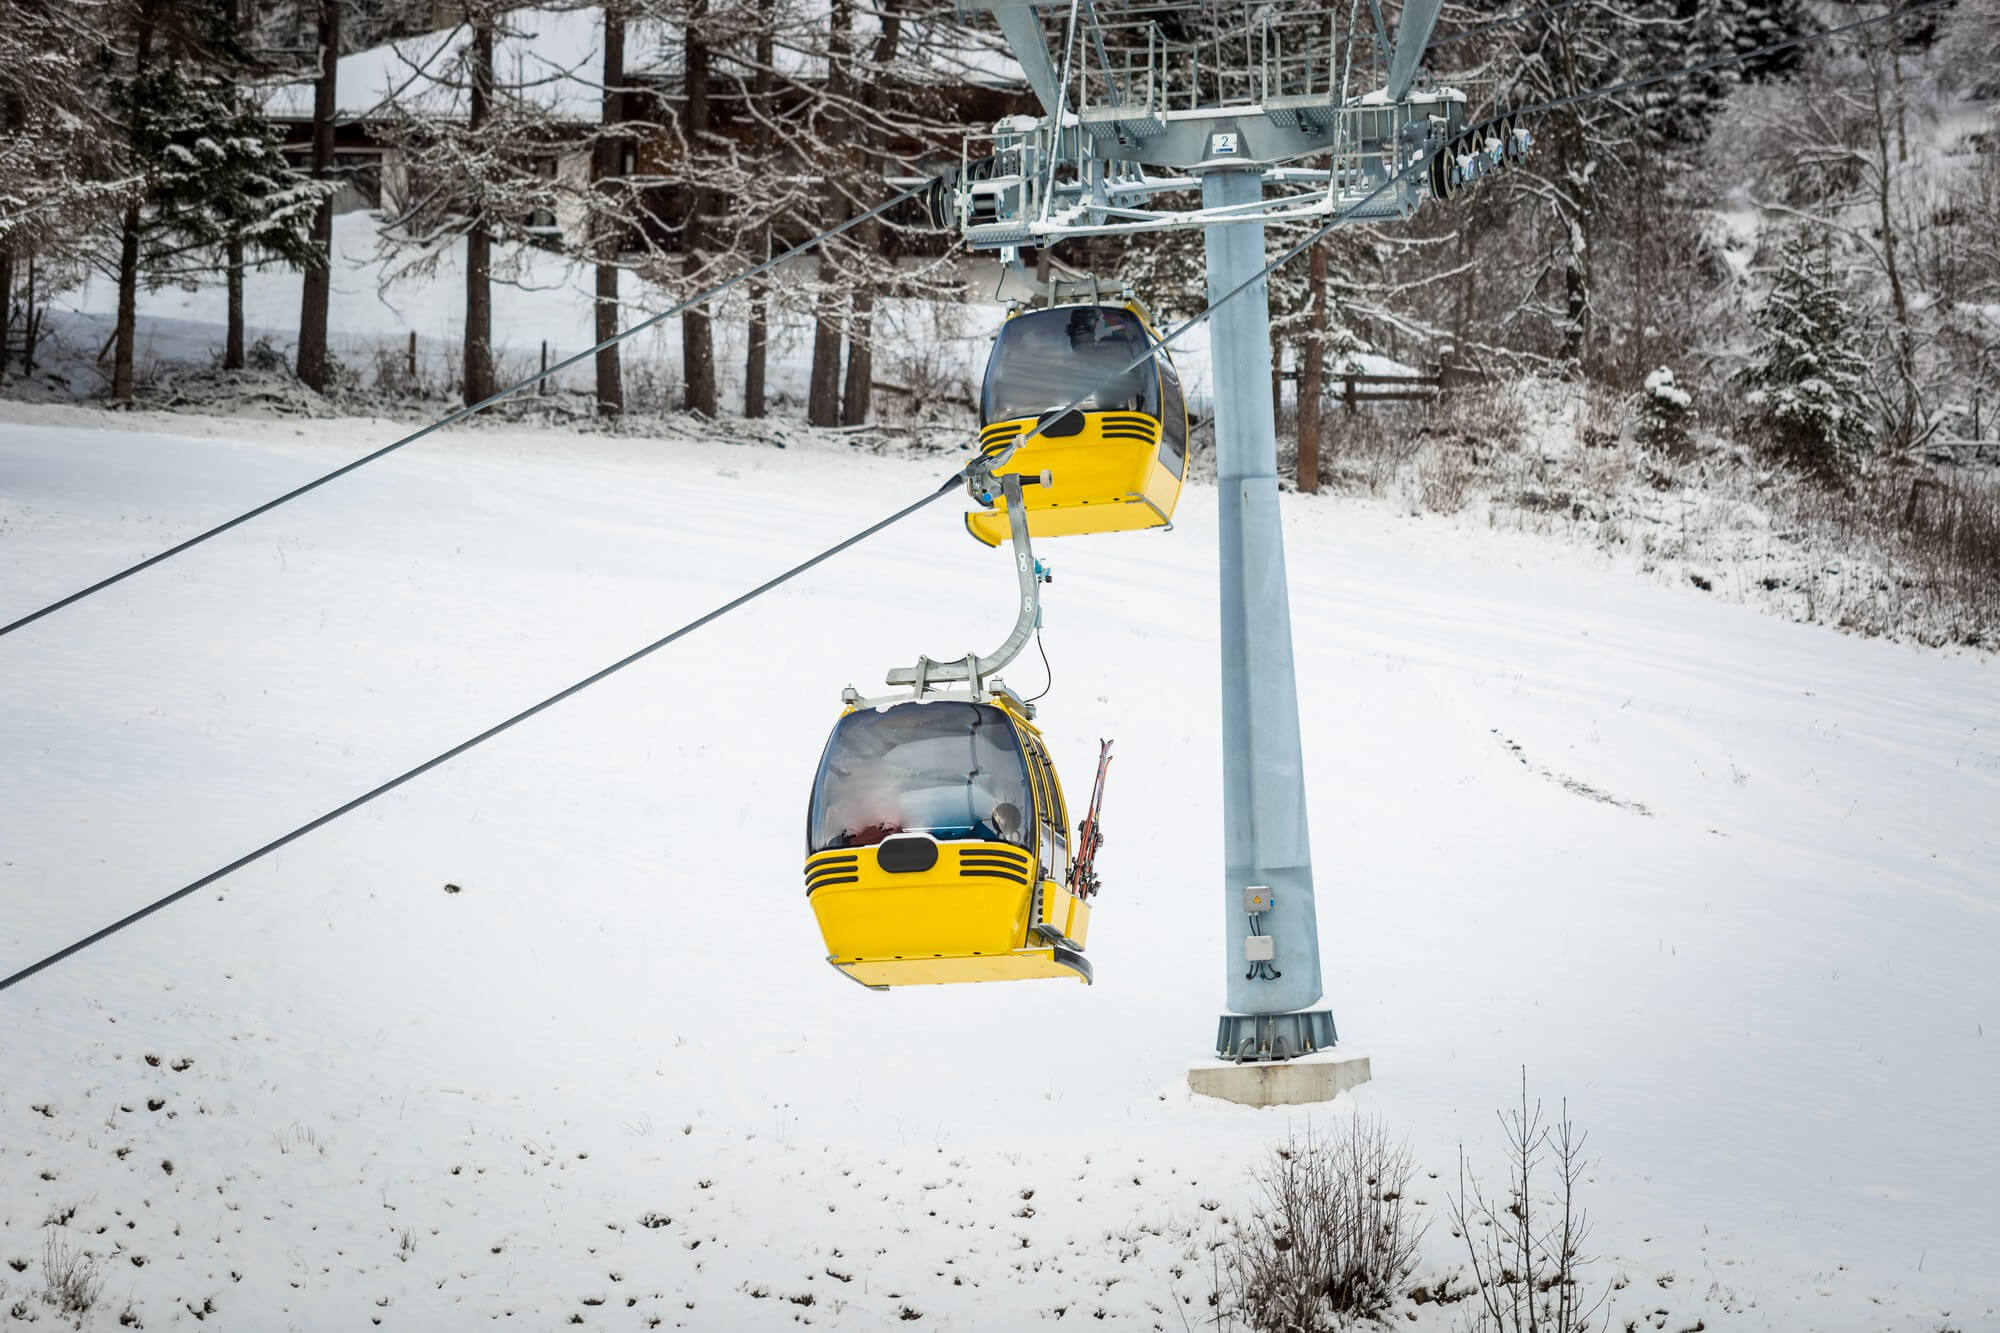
top-left (877, 836), bottom-right (940, 874)
top-left (1038, 409), bottom-right (1086, 437)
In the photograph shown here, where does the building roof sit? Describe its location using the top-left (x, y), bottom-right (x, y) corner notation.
top-left (264, 3), bottom-right (1026, 126)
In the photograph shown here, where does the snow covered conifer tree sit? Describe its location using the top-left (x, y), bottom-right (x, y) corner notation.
top-left (1635, 366), bottom-right (1694, 458)
top-left (1741, 234), bottom-right (1873, 480)
top-left (0, 0), bottom-right (133, 377)
top-left (1709, 0), bottom-right (1809, 83)
top-left (101, 0), bottom-right (331, 400)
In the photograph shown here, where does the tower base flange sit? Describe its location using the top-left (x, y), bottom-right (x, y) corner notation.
top-left (1214, 1008), bottom-right (1337, 1062)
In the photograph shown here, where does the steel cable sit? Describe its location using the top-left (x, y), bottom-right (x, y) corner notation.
top-left (0, 181), bottom-right (931, 641)
top-left (0, 0), bottom-right (1944, 993)
top-left (0, 473), bottom-right (963, 995)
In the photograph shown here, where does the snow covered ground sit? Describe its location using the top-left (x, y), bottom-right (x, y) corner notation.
top-left (2, 402), bottom-right (1997, 1331)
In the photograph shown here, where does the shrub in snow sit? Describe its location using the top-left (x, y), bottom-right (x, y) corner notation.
top-left (1221, 1117), bottom-right (1421, 1330)
top-left (1739, 234), bottom-right (1873, 481)
top-left (1635, 367), bottom-right (1694, 458)
top-left (1450, 1076), bottom-right (1607, 1333)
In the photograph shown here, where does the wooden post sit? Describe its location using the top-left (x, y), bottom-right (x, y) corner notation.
top-left (407, 330), bottom-right (417, 383)
top-left (539, 339), bottom-right (549, 395)
top-left (0, 246), bottom-right (12, 376)
top-left (1905, 478), bottom-right (1931, 527)
top-left (20, 255), bottom-right (39, 376)
top-left (1435, 348), bottom-right (1451, 403)
top-left (1343, 372), bottom-right (1357, 416)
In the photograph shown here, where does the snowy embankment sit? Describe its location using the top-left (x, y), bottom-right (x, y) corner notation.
top-left (2, 403), bottom-right (1997, 1331)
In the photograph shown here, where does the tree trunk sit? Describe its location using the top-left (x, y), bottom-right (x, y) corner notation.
top-left (225, 239), bottom-right (245, 369)
top-left (1631, 136), bottom-right (1648, 382)
top-left (113, 201), bottom-right (141, 401)
top-left (0, 93), bottom-right (12, 375)
top-left (113, 5), bottom-right (154, 403)
top-left (841, 287), bottom-right (874, 426)
top-left (1297, 242), bottom-right (1326, 495)
top-left (807, 267), bottom-right (845, 425)
top-left (836, 0), bottom-right (901, 427)
top-left (680, 0), bottom-right (716, 416)
top-left (462, 20), bottom-right (495, 406)
top-left (0, 246), bottom-right (13, 377)
top-left (594, 6), bottom-right (625, 418)
top-left (745, 279), bottom-right (768, 417)
top-left (1563, 226), bottom-right (1586, 368)
top-left (222, 0), bottom-right (246, 371)
top-left (296, 0), bottom-right (339, 391)
top-left (742, 0), bottom-right (775, 419)
top-left (1868, 39), bottom-right (1917, 448)
top-left (20, 255), bottom-right (39, 375)
top-left (807, 0), bottom-right (855, 428)
top-left (1554, 26), bottom-right (1590, 372)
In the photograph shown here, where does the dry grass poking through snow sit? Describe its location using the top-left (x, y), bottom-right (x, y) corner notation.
top-left (36, 1226), bottom-right (102, 1322)
top-left (1301, 380), bottom-right (2000, 650)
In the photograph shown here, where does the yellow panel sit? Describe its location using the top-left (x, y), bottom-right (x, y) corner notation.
top-left (965, 413), bottom-right (1182, 545)
top-left (806, 747), bottom-right (1097, 990)
top-left (836, 947), bottom-right (1087, 988)
top-left (807, 843), bottom-right (1037, 963)
top-left (1039, 879), bottom-right (1075, 937)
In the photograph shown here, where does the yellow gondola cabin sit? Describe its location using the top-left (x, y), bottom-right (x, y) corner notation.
top-left (804, 693), bottom-right (1091, 989)
top-left (966, 301), bottom-right (1189, 546)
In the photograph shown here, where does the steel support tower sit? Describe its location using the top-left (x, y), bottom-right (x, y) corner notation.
top-left (934, 0), bottom-right (1498, 1066)
top-left (1200, 165), bottom-right (1331, 1057)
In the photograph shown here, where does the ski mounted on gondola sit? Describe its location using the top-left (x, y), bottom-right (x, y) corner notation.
top-left (1069, 740), bottom-right (1111, 902)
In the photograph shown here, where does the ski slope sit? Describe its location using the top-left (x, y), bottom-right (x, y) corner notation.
top-left (2, 402), bottom-right (1996, 1330)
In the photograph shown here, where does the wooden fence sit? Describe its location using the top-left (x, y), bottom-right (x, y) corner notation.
top-left (1273, 362), bottom-right (1462, 414)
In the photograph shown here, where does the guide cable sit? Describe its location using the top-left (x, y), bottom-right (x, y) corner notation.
top-left (0, 182), bottom-right (931, 641)
top-left (0, 475), bottom-right (962, 996)
top-left (0, 1), bottom-right (1942, 995)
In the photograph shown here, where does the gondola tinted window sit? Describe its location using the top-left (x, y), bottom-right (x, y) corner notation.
top-left (810, 702), bottom-right (1033, 852)
top-left (1159, 361), bottom-right (1188, 477)
top-left (981, 306), bottom-right (1161, 425)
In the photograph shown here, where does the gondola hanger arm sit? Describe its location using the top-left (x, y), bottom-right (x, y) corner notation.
top-left (884, 471), bottom-right (1051, 694)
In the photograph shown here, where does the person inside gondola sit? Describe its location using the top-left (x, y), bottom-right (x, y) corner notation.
top-left (810, 701), bottom-right (1035, 852)
top-left (825, 771), bottom-right (904, 848)
top-left (984, 306), bottom-right (1159, 422)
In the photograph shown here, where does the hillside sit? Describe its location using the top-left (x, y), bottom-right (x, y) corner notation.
top-left (3, 403), bottom-right (1996, 1330)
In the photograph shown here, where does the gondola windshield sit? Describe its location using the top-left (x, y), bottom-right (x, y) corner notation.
top-left (809, 701), bottom-right (1032, 852)
top-left (981, 306), bottom-right (1160, 425)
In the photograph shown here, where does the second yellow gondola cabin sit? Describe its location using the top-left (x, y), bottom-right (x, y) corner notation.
top-left (966, 301), bottom-right (1190, 546)
top-left (804, 692), bottom-right (1092, 989)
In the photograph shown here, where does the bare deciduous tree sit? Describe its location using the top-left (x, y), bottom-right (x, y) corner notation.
top-left (1450, 1073), bottom-right (1608, 1333)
